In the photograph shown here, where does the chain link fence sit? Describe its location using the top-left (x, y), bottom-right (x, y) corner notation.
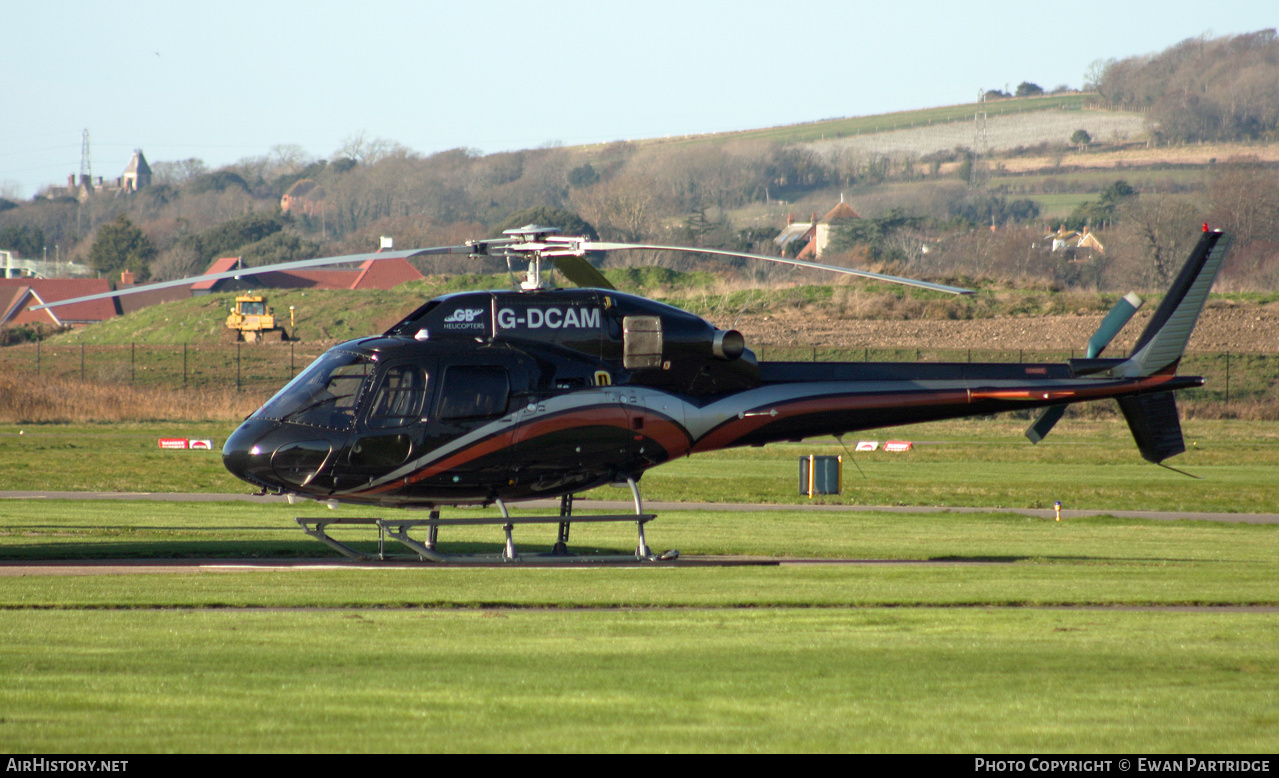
top-left (1, 341), bottom-right (1275, 409)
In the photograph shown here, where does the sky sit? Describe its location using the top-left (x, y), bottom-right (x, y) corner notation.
top-left (2, 0), bottom-right (1275, 199)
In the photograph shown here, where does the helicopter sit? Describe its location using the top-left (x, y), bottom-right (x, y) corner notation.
top-left (35, 225), bottom-right (1232, 563)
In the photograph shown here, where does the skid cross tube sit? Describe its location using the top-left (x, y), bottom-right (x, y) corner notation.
top-left (295, 490), bottom-right (665, 564)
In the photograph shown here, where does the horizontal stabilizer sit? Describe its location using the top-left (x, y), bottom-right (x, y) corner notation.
top-left (1117, 391), bottom-right (1185, 464)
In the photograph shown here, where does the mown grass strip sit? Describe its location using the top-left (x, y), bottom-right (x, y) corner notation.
top-left (1, 608), bottom-right (1274, 753)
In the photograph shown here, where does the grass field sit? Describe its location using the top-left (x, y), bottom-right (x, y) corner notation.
top-left (1, 416), bottom-right (1277, 752)
top-left (1, 500), bottom-right (1276, 752)
top-left (2, 608), bottom-right (1274, 753)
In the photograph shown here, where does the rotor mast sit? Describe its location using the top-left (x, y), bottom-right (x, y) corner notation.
top-left (477, 225), bottom-right (580, 290)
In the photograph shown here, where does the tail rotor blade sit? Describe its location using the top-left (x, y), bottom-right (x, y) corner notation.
top-left (1087, 292), bottom-right (1144, 358)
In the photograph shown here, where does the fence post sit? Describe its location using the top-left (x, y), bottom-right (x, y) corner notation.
top-left (36, 341), bottom-right (40, 376)
top-left (80, 343), bottom-right (84, 382)
top-left (183, 343), bottom-right (187, 386)
top-left (237, 342), bottom-right (241, 391)
top-left (1225, 351), bottom-right (1230, 404)
top-left (131, 343), bottom-right (135, 385)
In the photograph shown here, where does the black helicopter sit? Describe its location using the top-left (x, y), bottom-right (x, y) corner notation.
top-left (37, 225), bottom-right (1232, 562)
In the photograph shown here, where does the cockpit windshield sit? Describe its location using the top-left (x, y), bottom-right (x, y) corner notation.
top-left (253, 350), bottom-right (374, 429)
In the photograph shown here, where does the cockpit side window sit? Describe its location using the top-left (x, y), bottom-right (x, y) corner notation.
top-left (253, 350), bottom-right (373, 430)
top-left (437, 365), bottom-right (510, 421)
top-left (367, 364), bottom-right (429, 429)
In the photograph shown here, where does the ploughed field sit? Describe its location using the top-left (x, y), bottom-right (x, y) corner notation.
top-left (729, 302), bottom-right (1279, 353)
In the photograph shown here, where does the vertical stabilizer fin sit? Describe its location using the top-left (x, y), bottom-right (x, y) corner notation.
top-left (1122, 230), bottom-right (1232, 377)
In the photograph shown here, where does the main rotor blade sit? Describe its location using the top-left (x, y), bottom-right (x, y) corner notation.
top-left (579, 241), bottom-right (974, 295)
top-left (29, 245), bottom-right (473, 311)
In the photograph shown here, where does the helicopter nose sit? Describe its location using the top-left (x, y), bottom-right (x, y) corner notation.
top-left (222, 419), bottom-right (282, 490)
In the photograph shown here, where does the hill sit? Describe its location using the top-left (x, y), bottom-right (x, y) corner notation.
top-left (2, 29), bottom-right (1277, 309)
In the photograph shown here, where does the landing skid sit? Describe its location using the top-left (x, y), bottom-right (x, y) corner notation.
top-left (295, 477), bottom-right (678, 564)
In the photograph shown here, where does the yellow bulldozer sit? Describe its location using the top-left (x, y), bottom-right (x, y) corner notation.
top-left (223, 295), bottom-right (288, 342)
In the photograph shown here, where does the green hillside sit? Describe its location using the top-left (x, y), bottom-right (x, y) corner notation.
top-left (635, 93), bottom-right (1099, 148)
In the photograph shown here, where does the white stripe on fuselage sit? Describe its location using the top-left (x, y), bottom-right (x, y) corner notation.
top-left (346, 374), bottom-right (1126, 494)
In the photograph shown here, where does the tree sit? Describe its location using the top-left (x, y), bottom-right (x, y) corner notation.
top-left (1084, 59), bottom-right (1111, 93)
top-left (828, 209), bottom-right (925, 261)
top-left (188, 170), bottom-right (250, 195)
top-left (1065, 179), bottom-right (1136, 230)
top-left (947, 195), bottom-right (1041, 229)
top-left (239, 232), bottom-right (322, 267)
top-left (1069, 129), bottom-right (1092, 150)
top-left (1015, 82), bottom-right (1044, 97)
top-left (571, 172), bottom-right (665, 243)
top-left (1114, 195), bottom-right (1201, 287)
top-left (175, 210), bottom-right (286, 266)
top-left (89, 215), bottom-right (157, 282)
top-left (567, 164), bottom-right (600, 189)
top-left (1208, 158), bottom-right (1279, 246)
top-left (335, 133), bottom-right (411, 166)
top-left (1093, 30), bottom-right (1279, 143)
top-left (150, 158), bottom-right (207, 187)
top-left (0, 224), bottom-right (45, 257)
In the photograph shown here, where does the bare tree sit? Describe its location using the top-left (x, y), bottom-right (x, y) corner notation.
top-left (150, 158), bottom-right (208, 187)
top-left (571, 172), bottom-right (667, 243)
top-left (335, 133), bottom-right (413, 166)
top-left (1114, 195), bottom-right (1202, 288)
top-left (267, 144), bottom-right (316, 178)
top-left (1208, 159), bottom-right (1279, 245)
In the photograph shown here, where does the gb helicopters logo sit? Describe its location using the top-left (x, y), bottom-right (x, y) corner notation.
top-left (442, 308), bottom-right (486, 330)
top-left (497, 307), bottom-right (601, 330)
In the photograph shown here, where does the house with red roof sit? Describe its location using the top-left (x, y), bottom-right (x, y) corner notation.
top-left (773, 199), bottom-right (862, 260)
top-left (0, 278), bottom-right (117, 329)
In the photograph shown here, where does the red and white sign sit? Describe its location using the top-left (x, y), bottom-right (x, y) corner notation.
top-left (189, 439), bottom-right (213, 450)
top-left (158, 438), bottom-right (189, 450)
top-left (884, 440), bottom-right (913, 452)
top-left (855, 441), bottom-right (879, 452)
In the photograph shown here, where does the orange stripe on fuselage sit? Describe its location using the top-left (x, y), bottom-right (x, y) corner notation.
top-left (689, 375), bottom-right (1175, 454)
